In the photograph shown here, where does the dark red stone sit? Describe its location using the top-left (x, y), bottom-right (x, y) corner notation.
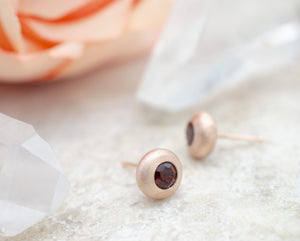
top-left (186, 122), bottom-right (194, 146)
top-left (154, 162), bottom-right (177, 189)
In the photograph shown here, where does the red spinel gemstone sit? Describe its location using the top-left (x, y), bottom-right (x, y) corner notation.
top-left (154, 162), bottom-right (177, 189)
top-left (186, 122), bottom-right (194, 146)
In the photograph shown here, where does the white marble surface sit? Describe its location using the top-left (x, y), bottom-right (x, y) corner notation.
top-left (0, 56), bottom-right (299, 240)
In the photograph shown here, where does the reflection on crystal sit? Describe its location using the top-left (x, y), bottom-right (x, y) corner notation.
top-left (0, 113), bottom-right (69, 237)
top-left (0, 144), bottom-right (4, 172)
top-left (137, 0), bottom-right (300, 111)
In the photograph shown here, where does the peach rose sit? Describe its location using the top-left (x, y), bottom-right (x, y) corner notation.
top-left (0, 0), bottom-right (173, 83)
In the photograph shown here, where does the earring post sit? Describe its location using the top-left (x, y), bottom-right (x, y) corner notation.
top-left (122, 162), bottom-right (138, 168)
top-left (218, 133), bottom-right (264, 143)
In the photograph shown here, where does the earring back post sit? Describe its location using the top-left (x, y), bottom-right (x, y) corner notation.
top-left (218, 133), bottom-right (264, 143)
top-left (122, 162), bottom-right (138, 168)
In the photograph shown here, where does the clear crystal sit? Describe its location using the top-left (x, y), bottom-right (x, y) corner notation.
top-left (137, 0), bottom-right (300, 111)
top-left (0, 113), bottom-right (69, 237)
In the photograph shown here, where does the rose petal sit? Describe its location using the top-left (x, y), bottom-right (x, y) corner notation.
top-left (22, 36), bottom-right (49, 53)
top-left (128, 0), bottom-right (174, 31)
top-left (0, 0), bottom-right (24, 52)
top-left (51, 0), bottom-right (115, 22)
top-left (0, 42), bottom-right (83, 83)
top-left (20, 0), bottom-right (132, 43)
top-left (0, 24), bottom-right (14, 51)
top-left (8, 0), bottom-right (18, 10)
top-left (18, 0), bottom-right (94, 20)
top-left (59, 30), bottom-right (157, 78)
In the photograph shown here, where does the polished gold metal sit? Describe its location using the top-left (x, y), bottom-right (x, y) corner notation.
top-left (187, 112), bottom-right (217, 160)
top-left (123, 148), bottom-right (182, 200)
top-left (187, 111), bottom-right (264, 160)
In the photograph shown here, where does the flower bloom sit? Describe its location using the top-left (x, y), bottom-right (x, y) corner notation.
top-left (0, 0), bottom-right (173, 83)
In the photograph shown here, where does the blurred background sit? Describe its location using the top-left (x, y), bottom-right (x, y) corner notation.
top-left (0, 0), bottom-right (300, 240)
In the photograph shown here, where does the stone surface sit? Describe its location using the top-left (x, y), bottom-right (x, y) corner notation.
top-left (0, 114), bottom-right (69, 237)
top-left (0, 57), bottom-right (299, 240)
top-left (155, 162), bottom-right (177, 189)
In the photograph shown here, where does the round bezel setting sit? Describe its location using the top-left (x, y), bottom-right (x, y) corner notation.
top-left (186, 112), bottom-right (217, 159)
top-left (136, 149), bottom-right (182, 199)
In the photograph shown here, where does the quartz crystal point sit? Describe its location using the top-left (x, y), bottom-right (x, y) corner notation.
top-left (0, 113), bottom-right (69, 237)
top-left (137, 0), bottom-right (300, 111)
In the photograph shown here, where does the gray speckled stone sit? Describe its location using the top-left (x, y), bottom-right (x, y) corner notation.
top-left (0, 57), bottom-right (299, 241)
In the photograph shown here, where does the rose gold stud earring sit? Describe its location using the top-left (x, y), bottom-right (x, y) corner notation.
top-left (123, 148), bottom-right (182, 200)
top-left (186, 111), bottom-right (264, 160)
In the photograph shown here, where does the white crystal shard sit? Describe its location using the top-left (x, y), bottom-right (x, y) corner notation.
top-left (137, 0), bottom-right (300, 111)
top-left (0, 113), bottom-right (69, 237)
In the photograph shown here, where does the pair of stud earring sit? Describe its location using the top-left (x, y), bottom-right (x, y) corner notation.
top-left (123, 111), bottom-right (263, 200)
